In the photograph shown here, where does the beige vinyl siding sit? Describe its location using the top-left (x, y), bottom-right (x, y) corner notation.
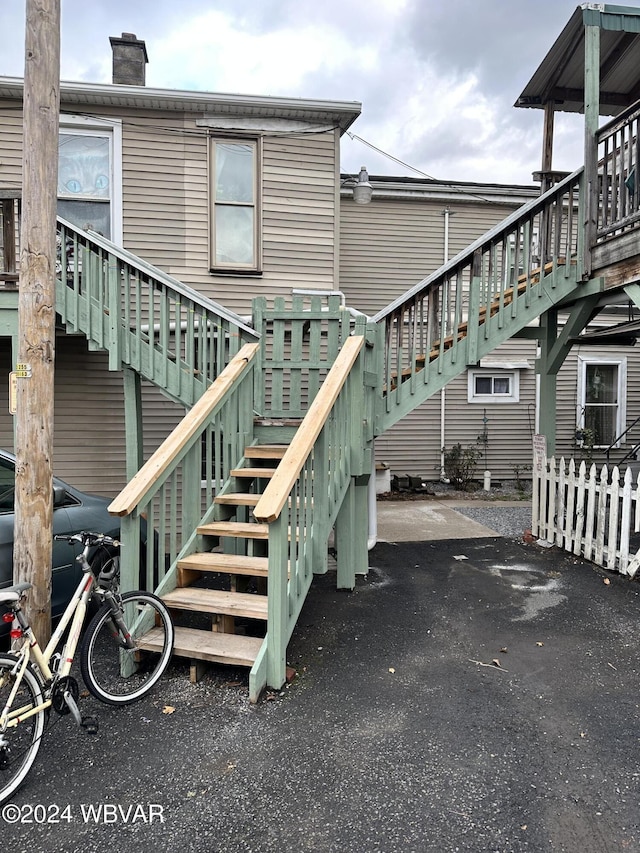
top-left (0, 336), bottom-right (184, 499)
top-left (114, 113), bottom-right (339, 314)
top-left (339, 189), bottom-right (538, 482)
top-left (374, 338), bottom-right (538, 483)
top-left (0, 102), bottom-right (24, 187)
top-left (554, 342), bottom-right (640, 467)
top-left (339, 195), bottom-right (526, 316)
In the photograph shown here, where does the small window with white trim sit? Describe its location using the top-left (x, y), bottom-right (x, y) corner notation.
top-left (468, 369), bottom-right (520, 403)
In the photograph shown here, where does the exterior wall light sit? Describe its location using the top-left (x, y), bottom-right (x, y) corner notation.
top-left (342, 166), bottom-right (373, 204)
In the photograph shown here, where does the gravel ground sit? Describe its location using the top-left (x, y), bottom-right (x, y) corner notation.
top-left (452, 503), bottom-right (533, 538)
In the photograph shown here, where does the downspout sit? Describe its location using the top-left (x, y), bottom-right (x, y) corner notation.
top-left (440, 207), bottom-right (451, 481)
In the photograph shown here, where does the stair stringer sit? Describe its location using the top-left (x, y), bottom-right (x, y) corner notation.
top-left (375, 265), bottom-right (586, 435)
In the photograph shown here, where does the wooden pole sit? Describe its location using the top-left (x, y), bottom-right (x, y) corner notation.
top-left (14, 0), bottom-right (61, 645)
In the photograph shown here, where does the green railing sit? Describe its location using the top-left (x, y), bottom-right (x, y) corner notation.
top-left (56, 217), bottom-right (258, 407)
top-left (250, 325), bottom-right (375, 700)
top-left (596, 100), bottom-right (640, 240)
top-left (252, 293), bottom-right (354, 418)
top-left (372, 169), bottom-right (585, 434)
top-left (107, 343), bottom-right (259, 594)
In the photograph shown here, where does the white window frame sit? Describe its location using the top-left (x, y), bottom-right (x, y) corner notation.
top-left (468, 368), bottom-right (520, 404)
top-left (58, 114), bottom-right (123, 246)
top-left (208, 136), bottom-right (261, 274)
top-left (576, 355), bottom-right (627, 449)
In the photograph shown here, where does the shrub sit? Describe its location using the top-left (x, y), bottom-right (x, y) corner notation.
top-left (443, 442), bottom-right (482, 490)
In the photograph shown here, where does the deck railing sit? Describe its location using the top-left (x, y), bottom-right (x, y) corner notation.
top-left (596, 101), bottom-right (640, 240)
top-left (107, 344), bottom-right (259, 594)
top-left (56, 217), bottom-right (258, 407)
top-left (250, 331), bottom-right (373, 699)
top-left (372, 170), bottom-right (584, 433)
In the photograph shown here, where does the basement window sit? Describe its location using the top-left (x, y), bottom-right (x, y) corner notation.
top-left (468, 368), bottom-right (520, 403)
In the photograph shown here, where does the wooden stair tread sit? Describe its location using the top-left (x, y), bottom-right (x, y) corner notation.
top-left (214, 492), bottom-right (260, 506)
top-left (198, 521), bottom-right (270, 539)
top-left (140, 625), bottom-right (263, 667)
top-left (231, 467), bottom-right (277, 478)
top-left (245, 445), bottom-right (288, 459)
top-left (163, 587), bottom-right (268, 620)
top-left (178, 551), bottom-right (269, 577)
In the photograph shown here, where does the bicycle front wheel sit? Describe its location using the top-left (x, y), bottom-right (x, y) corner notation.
top-left (0, 653), bottom-right (45, 804)
top-left (79, 591), bottom-right (174, 705)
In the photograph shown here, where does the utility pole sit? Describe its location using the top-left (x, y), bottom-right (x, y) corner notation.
top-left (14, 0), bottom-right (61, 645)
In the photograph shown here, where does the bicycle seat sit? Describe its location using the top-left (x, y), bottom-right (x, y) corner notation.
top-left (0, 582), bottom-right (32, 604)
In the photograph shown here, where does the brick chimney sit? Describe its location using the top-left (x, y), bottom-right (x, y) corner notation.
top-left (109, 33), bottom-right (148, 86)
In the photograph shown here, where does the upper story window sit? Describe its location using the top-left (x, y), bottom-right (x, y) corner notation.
top-left (57, 116), bottom-right (123, 244)
top-left (209, 138), bottom-right (261, 273)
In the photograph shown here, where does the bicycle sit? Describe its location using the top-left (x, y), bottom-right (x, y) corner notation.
top-left (0, 531), bottom-right (174, 803)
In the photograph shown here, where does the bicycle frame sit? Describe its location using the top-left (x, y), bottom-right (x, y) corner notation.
top-left (0, 569), bottom-right (95, 730)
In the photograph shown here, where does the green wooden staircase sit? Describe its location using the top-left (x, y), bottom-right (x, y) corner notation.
top-left (53, 167), bottom-right (588, 701)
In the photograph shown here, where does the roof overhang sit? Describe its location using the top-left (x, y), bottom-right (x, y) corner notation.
top-left (0, 76), bottom-right (361, 135)
top-left (340, 174), bottom-right (538, 205)
top-left (515, 3), bottom-right (640, 116)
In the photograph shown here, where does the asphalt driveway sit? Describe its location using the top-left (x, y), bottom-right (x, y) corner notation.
top-left (3, 507), bottom-right (640, 852)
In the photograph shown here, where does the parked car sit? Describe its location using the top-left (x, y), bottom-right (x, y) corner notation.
top-left (0, 449), bottom-right (122, 635)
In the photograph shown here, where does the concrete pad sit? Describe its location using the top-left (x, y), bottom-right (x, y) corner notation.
top-left (376, 498), bottom-right (500, 541)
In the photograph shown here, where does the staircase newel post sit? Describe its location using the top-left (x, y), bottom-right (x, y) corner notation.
top-left (266, 513), bottom-right (288, 690)
top-left (119, 513), bottom-right (140, 593)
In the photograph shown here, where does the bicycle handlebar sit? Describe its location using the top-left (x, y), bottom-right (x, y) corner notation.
top-left (54, 532), bottom-right (120, 549)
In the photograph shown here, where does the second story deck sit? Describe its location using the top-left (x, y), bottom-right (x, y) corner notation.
top-left (517, 3), bottom-right (640, 295)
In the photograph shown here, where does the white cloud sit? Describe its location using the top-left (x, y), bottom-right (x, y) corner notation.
top-left (3, 0), bottom-right (640, 184)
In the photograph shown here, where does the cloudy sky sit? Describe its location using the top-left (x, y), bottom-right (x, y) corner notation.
top-left (3, 0), bottom-right (640, 185)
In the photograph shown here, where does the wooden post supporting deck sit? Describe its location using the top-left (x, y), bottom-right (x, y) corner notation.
top-left (335, 476), bottom-right (369, 590)
top-left (583, 13), bottom-right (601, 278)
top-left (536, 309), bottom-right (559, 456)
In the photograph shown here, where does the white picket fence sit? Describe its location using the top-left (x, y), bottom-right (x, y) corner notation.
top-left (532, 456), bottom-right (640, 577)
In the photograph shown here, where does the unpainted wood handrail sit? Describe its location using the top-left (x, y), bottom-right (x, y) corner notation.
top-left (109, 342), bottom-right (259, 517)
top-left (372, 167), bottom-right (583, 323)
top-left (253, 335), bottom-right (365, 524)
